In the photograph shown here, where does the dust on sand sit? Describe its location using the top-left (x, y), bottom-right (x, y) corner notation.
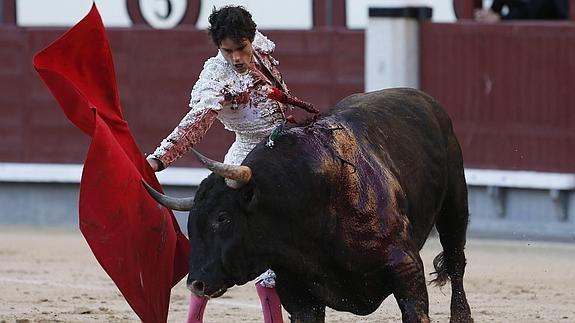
top-left (1, 228), bottom-right (574, 322)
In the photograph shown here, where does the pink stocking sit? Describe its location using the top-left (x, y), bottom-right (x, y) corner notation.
top-left (256, 283), bottom-right (284, 323)
top-left (186, 293), bottom-right (208, 323)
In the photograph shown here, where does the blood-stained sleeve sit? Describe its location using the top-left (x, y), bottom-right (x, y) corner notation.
top-left (148, 59), bottom-right (226, 170)
top-left (147, 108), bottom-right (218, 169)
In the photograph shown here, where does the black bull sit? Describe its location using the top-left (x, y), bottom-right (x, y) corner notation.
top-left (145, 88), bottom-right (473, 323)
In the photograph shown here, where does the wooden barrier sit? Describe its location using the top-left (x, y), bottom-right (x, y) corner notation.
top-left (2, 0), bottom-right (575, 174)
top-left (0, 28), bottom-right (363, 167)
top-left (420, 20), bottom-right (575, 173)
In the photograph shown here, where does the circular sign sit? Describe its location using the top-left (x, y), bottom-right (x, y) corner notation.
top-left (138, 0), bottom-right (188, 29)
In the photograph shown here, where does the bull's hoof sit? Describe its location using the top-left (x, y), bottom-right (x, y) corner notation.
top-left (449, 315), bottom-right (473, 323)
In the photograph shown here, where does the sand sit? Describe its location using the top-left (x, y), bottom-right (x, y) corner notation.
top-left (1, 228), bottom-right (574, 322)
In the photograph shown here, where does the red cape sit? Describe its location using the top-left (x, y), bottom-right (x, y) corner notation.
top-left (33, 5), bottom-right (189, 322)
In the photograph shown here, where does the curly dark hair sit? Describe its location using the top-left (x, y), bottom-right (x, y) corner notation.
top-left (208, 6), bottom-right (257, 47)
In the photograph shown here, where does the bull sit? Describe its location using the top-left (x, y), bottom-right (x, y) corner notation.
top-left (144, 88), bottom-right (473, 322)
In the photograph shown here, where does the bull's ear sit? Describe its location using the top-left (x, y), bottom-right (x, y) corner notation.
top-left (242, 185), bottom-right (260, 213)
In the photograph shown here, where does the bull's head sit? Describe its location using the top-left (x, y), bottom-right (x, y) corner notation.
top-left (143, 150), bottom-right (269, 298)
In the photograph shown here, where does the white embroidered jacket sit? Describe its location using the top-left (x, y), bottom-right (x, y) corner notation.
top-left (149, 31), bottom-right (289, 167)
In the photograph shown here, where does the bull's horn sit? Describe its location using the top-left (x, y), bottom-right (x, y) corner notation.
top-left (141, 180), bottom-right (194, 211)
top-left (191, 149), bottom-right (252, 188)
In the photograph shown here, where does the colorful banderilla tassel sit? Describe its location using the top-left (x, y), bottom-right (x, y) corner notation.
top-left (266, 122), bottom-right (284, 148)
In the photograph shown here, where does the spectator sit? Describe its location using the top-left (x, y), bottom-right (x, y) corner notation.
top-left (475, 0), bottom-right (568, 22)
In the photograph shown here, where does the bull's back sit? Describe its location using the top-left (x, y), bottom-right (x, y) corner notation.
top-left (331, 88), bottom-right (452, 246)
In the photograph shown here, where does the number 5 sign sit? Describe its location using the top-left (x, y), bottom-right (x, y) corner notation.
top-left (128, 0), bottom-right (200, 29)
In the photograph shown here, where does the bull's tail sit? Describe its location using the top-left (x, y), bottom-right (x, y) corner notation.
top-left (429, 251), bottom-right (450, 287)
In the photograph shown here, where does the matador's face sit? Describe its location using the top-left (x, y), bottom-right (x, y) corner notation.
top-left (219, 37), bottom-right (254, 74)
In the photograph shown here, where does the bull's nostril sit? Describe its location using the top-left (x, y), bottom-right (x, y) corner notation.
top-left (191, 280), bottom-right (205, 294)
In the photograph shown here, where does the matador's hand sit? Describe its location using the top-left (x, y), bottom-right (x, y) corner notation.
top-left (266, 87), bottom-right (319, 114)
top-left (146, 157), bottom-right (163, 172)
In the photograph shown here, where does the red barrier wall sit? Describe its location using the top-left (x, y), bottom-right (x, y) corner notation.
top-left (3, 14), bottom-right (575, 174)
top-left (421, 21), bottom-right (575, 173)
top-left (0, 27), bottom-right (363, 167)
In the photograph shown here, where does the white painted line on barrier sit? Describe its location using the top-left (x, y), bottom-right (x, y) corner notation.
top-left (2, 163), bottom-right (574, 190)
top-left (464, 168), bottom-right (575, 190)
top-left (0, 163), bottom-right (211, 186)
top-left (0, 163), bottom-right (83, 183)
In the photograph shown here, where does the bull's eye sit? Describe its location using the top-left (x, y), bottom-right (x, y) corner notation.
top-left (213, 211), bottom-right (231, 231)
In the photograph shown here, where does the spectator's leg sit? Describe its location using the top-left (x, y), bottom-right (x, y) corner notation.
top-left (505, 1), bottom-right (530, 19)
top-left (552, 0), bottom-right (569, 19)
top-left (524, 0), bottom-right (554, 18)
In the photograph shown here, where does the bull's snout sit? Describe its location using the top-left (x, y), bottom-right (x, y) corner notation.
top-left (188, 280), bottom-right (206, 296)
top-left (187, 279), bottom-right (228, 298)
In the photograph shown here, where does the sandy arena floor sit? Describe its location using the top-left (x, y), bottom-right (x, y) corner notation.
top-left (1, 228), bottom-right (574, 322)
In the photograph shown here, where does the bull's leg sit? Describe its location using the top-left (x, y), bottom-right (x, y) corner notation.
top-left (287, 304), bottom-right (325, 323)
top-left (275, 272), bottom-right (326, 323)
top-left (387, 246), bottom-right (430, 323)
top-left (433, 133), bottom-right (473, 323)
